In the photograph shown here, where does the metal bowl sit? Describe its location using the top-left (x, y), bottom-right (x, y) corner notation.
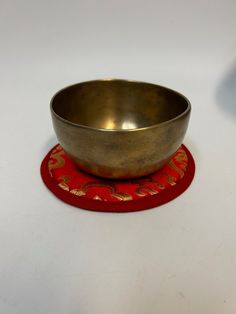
top-left (51, 79), bottom-right (191, 179)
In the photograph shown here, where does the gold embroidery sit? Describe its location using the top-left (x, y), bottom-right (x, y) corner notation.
top-left (165, 174), bottom-right (177, 186)
top-left (136, 187), bottom-right (159, 197)
top-left (172, 148), bottom-right (188, 175)
top-left (168, 160), bottom-right (185, 179)
top-left (154, 181), bottom-right (165, 189)
top-left (70, 189), bottom-right (86, 196)
top-left (48, 149), bottom-right (65, 175)
top-left (93, 195), bottom-right (102, 200)
top-left (68, 182), bottom-right (133, 201)
top-left (132, 178), bottom-right (165, 196)
top-left (111, 192), bottom-right (133, 201)
top-left (174, 148), bottom-right (188, 163)
top-left (57, 175), bottom-right (70, 191)
top-left (58, 175), bottom-right (70, 183)
top-left (79, 182), bottom-right (116, 193)
top-left (58, 182), bottom-right (69, 191)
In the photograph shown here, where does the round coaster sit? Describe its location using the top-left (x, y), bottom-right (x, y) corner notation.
top-left (40, 144), bottom-right (195, 212)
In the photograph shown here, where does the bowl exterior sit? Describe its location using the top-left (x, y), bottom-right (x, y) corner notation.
top-left (51, 110), bottom-right (190, 179)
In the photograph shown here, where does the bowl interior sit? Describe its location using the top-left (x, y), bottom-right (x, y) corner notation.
top-left (51, 80), bottom-right (189, 130)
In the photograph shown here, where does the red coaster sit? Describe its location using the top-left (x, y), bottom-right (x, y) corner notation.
top-left (40, 144), bottom-right (195, 212)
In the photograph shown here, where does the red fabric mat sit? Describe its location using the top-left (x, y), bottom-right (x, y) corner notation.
top-left (40, 144), bottom-right (195, 212)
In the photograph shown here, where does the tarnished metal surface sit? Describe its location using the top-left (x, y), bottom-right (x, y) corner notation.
top-left (51, 79), bottom-right (191, 179)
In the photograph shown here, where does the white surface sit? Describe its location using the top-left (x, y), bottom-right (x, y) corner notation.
top-left (0, 0), bottom-right (236, 313)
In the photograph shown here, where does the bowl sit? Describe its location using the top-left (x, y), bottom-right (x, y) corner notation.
top-left (50, 79), bottom-right (191, 179)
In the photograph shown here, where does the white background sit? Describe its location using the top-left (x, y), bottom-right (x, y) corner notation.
top-left (0, 0), bottom-right (236, 313)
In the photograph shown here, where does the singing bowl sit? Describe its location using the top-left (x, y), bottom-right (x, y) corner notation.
top-left (51, 79), bottom-right (191, 179)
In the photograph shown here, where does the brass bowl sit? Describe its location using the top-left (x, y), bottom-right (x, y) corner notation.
top-left (51, 79), bottom-right (191, 179)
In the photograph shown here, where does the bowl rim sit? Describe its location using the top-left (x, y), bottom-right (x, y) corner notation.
top-left (50, 78), bottom-right (191, 132)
